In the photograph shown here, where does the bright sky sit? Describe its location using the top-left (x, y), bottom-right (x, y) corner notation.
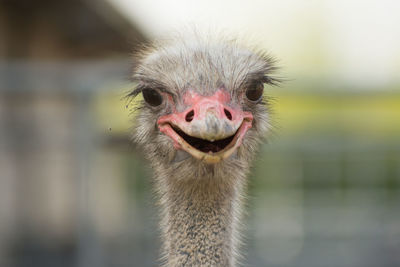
top-left (109, 0), bottom-right (400, 89)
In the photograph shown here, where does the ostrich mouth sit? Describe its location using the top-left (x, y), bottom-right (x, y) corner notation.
top-left (158, 120), bottom-right (252, 164)
top-left (172, 125), bottom-right (236, 153)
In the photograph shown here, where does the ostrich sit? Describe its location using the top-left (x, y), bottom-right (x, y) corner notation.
top-left (129, 34), bottom-right (278, 266)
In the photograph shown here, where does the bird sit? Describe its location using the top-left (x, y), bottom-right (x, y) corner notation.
top-left (128, 33), bottom-right (278, 267)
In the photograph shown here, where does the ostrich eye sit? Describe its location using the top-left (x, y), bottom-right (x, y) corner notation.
top-left (245, 84), bottom-right (264, 102)
top-left (142, 88), bottom-right (163, 106)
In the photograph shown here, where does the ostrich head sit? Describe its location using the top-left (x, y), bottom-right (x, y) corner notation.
top-left (130, 36), bottom-right (277, 178)
top-left (129, 35), bottom-right (278, 266)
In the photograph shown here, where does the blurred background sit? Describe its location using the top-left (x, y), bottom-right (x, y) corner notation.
top-left (0, 0), bottom-right (399, 266)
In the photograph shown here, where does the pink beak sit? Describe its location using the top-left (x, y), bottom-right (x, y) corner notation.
top-left (157, 89), bottom-right (253, 163)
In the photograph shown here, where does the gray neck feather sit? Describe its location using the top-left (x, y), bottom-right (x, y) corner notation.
top-left (157, 168), bottom-right (245, 267)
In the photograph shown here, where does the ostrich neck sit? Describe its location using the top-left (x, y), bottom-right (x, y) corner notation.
top-left (160, 170), bottom-right (245, 267)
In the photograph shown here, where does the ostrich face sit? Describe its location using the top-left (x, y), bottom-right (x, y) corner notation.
top-left (131, 38), bottom-right (277, 168)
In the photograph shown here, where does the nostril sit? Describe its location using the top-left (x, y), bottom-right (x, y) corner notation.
top-left (185, 110), bottom-right (194, 122)
top-left (224, 109), bottom-right (232, 120)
